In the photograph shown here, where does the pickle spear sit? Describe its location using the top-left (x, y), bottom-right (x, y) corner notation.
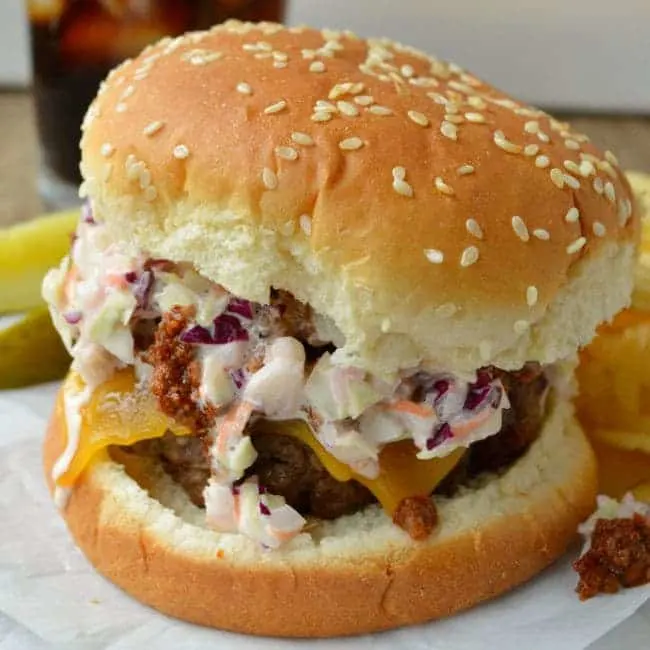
top-left (0, 209), bottom-right (78, 313)
top-left (0, 307), bottom-right (70, 388)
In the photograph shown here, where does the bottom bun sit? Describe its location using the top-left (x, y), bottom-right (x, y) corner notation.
top-left (43, 393), bottom-right (597, 637)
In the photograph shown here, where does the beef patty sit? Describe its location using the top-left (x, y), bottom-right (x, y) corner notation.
top-left (123, 363), bottom-right (548, 519)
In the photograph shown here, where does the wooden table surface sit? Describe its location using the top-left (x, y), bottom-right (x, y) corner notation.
top-left (1, 91), bottom-right (649, 227)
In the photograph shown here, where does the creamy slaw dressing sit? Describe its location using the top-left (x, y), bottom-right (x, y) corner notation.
top-left (44, 215), bottom-right (512, 545)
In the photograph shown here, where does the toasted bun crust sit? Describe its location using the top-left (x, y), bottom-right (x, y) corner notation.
top-left (44, 392), bottom-right (597, 637)
top-left (78, 21), bottom-right (638, 374)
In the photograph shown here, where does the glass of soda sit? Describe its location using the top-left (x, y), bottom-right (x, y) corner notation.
top-left (27, 0), bottom-right (285, 209)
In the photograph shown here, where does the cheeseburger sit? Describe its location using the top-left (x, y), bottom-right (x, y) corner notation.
top-left (42, 20), bottom-right (638, 637)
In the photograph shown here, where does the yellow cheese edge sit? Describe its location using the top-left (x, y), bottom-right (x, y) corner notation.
top-left (56, 371), bottom-right (462, 514)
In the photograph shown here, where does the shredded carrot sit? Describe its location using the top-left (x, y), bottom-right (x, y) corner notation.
top-left (383, 400), bottom-right (435, 418)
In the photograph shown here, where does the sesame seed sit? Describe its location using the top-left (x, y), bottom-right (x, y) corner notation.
top-left (563, 160), bottom-right (581, 175)
top-left (369, 105), bottom-right (393, 116)
top-left (339, 137), bottom-right (364, 151)
top-left (434, 177), bottom-right (454, 195)
top-left (299, 214), bottom-right (312, 235)
top-left (120, 85), bottom-right (135, 100)
top-left (464, 112), bottom-right (486, 123)
top-left (537, 131), bottom-right (550, 143)
top-left (273, 51), bottom-right (288, 62)
top-left (465, 218), bottom-right (483, 239)
top-left (354, 95), bottom-right (374, 106)
top-left (511, 215), bottom-right (530, 242)
top-left (424, 248), bottom-right (444, 263)
top-left (407, 110), bottom-right (429, 127)
top-left (549, 168), bottom-right (565, 189)
top-left (565, 207), bottom-right (580, 223)
top-left (479, 340), bottom-right (492, 361)
top-left (599, 159), bottom-right (618, 179)
top-left (593, 221), bottom-right (606, 237)
top-left (315, 100), bottom-right (337, 112)
top-left (605, 150), bottom-right (619, 166)
top-left (274, 58), bottom-right (287, 67)
top-left (138, 169), bottom-right (151, 189)
top-left (262, 167), bottom-right (278, 190)
top-left (604, 181), bottom-right (616, 203)
top-left (100, 143), bottom-right (114, 157)
top-left (116, 102), bottom-right (127, 113)
top-left (524, 120), bottom-right (540, 134)
top-left (440, 121), bottom-right (458, 140)
top-left (467, 96), bottom-right (487, 109)
top-left (291, 132), bottom-right (314, 146)
top-left (514, 320), bottom-right (530, 335)
top-left (593, 177), bottom-right (605, 194)
top-left (393, 179), bottom-right (414, 197)
top-left (173, 144), bottom-right (189, 160)
top-left (457, 164), bottom-right (475, 176)
top-left (533, 228), bottom-right (550, 240)
top-left (444, 114), bottom-right (465, 124)
top-left (309, 61), bottom-right (326, 73)
top-left (337, 100), bottom-right (359, 117)
top-left (236, 82), bottom-right (252, 94)
top-left (562, 174), bottom-right (579, 190)
top-left (428, 92), bottom-right (448, 105)
top-left (565, 139), bottom-right (580, 150)
top-left (329, 83), bottom-right (354, 100)
top-left (436, 302), bottom-right (457, 317)
top-left (275, 146), bottom-right (299, 161)
top-left (579, 160), bottom-right (596, 177)
top-left (493, 130), bottom-right (522, 154)
top-left (460, 246), bottom-right (479, 267)
top-left (409, 77), bottom-right (439, 88)
top-left (392, 166), bottom-right (406, 181)
top-left (401, 64), bottom-right (415, 78)
top-left (311, 111), bottom-right (333, 122)
top-left (264, 100), bottom-right (287, 115)
top-left (126, 160), bottom-right (143, 181)
top-left (143, 120), bottom-right (164, 137)
top-left (526, 286), bottom-right (538, 307)
top-left (524, 144), bottom-right (540, 157)
top-left (566, 237), bottom-right (587, 254)
top-left (618, 198), bottom-right (633, 226)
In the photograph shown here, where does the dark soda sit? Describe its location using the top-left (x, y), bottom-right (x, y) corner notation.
top-left (27, 0), bottom-right (285, 202)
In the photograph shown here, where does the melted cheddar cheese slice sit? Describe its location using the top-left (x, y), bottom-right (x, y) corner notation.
top-left (57, 370), bottom-right (190, 486)
top-left (57, 371), bottom-right (463, 513)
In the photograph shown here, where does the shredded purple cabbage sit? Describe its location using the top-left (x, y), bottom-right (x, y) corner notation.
top-left (464, 384), bottom-right (492, 411)
top-left (81, 202), bottom-right (95, 225)
top-left (213, 313), bottom-right (249, 343)
top-left (426, 423), bottom-right (453, 450)
top-left (180, 314), bottom-right (249, 345)
top-left (230, 368), bottom-right (246, 390)
top-left (227, 298), bottom-right (254, 320)
top-left (259, 502), bottom-right (271, 516)
top-left (63, 310), bottom-right (82, 325)
top-left (180, 325), bottom-right (215, 344)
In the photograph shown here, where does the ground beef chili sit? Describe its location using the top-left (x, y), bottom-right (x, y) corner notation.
top-left (145, 305), bottom-right (217, 433)
top-left (393, 496), bottom-right (438, 540)
top-left (574, 515), bottom-right (650, 599)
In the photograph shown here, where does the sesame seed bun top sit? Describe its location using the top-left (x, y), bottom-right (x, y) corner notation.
top-left (80, 20), bottom-right (638, 375)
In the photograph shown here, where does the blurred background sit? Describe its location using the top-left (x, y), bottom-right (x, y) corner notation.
top-left (0, 0), bottom-right (648, 225)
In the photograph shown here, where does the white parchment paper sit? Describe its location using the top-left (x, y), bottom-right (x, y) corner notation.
top-left (0, 382), bottom-right (648, 650)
